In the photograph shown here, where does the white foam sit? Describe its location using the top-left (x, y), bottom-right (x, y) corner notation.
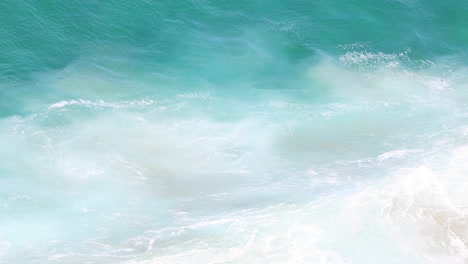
top-left (175, 92), bottom-right (219, 101)
top-left (338, 49), bottom-right (410, 68)
top-left (378, 149), bottom-right (420, 161)
top-left (2, 51), bottom-right (468, 263)
top-left (122, 206), bottom-right (351, 264)
top-left (343, 152), bottom-right (468, 264)
top-left (48, 99), bottom-right (154, 110)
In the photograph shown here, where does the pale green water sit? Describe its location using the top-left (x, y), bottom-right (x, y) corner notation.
top-left (1, 1), bottom-right (468, 263)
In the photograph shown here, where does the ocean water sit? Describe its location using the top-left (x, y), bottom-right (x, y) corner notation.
top-left (1, 1), bottom-right (468, 263)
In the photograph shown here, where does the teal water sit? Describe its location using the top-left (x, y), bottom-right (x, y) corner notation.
top-left (1, 1), bottom-right (468, 263)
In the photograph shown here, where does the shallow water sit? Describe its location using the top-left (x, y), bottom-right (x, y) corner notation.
top-left (1, 1), bottom-right (468, 263)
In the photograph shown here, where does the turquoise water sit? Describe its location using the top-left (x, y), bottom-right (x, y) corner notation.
top-left (1, 1), bottom-right (468, 263)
